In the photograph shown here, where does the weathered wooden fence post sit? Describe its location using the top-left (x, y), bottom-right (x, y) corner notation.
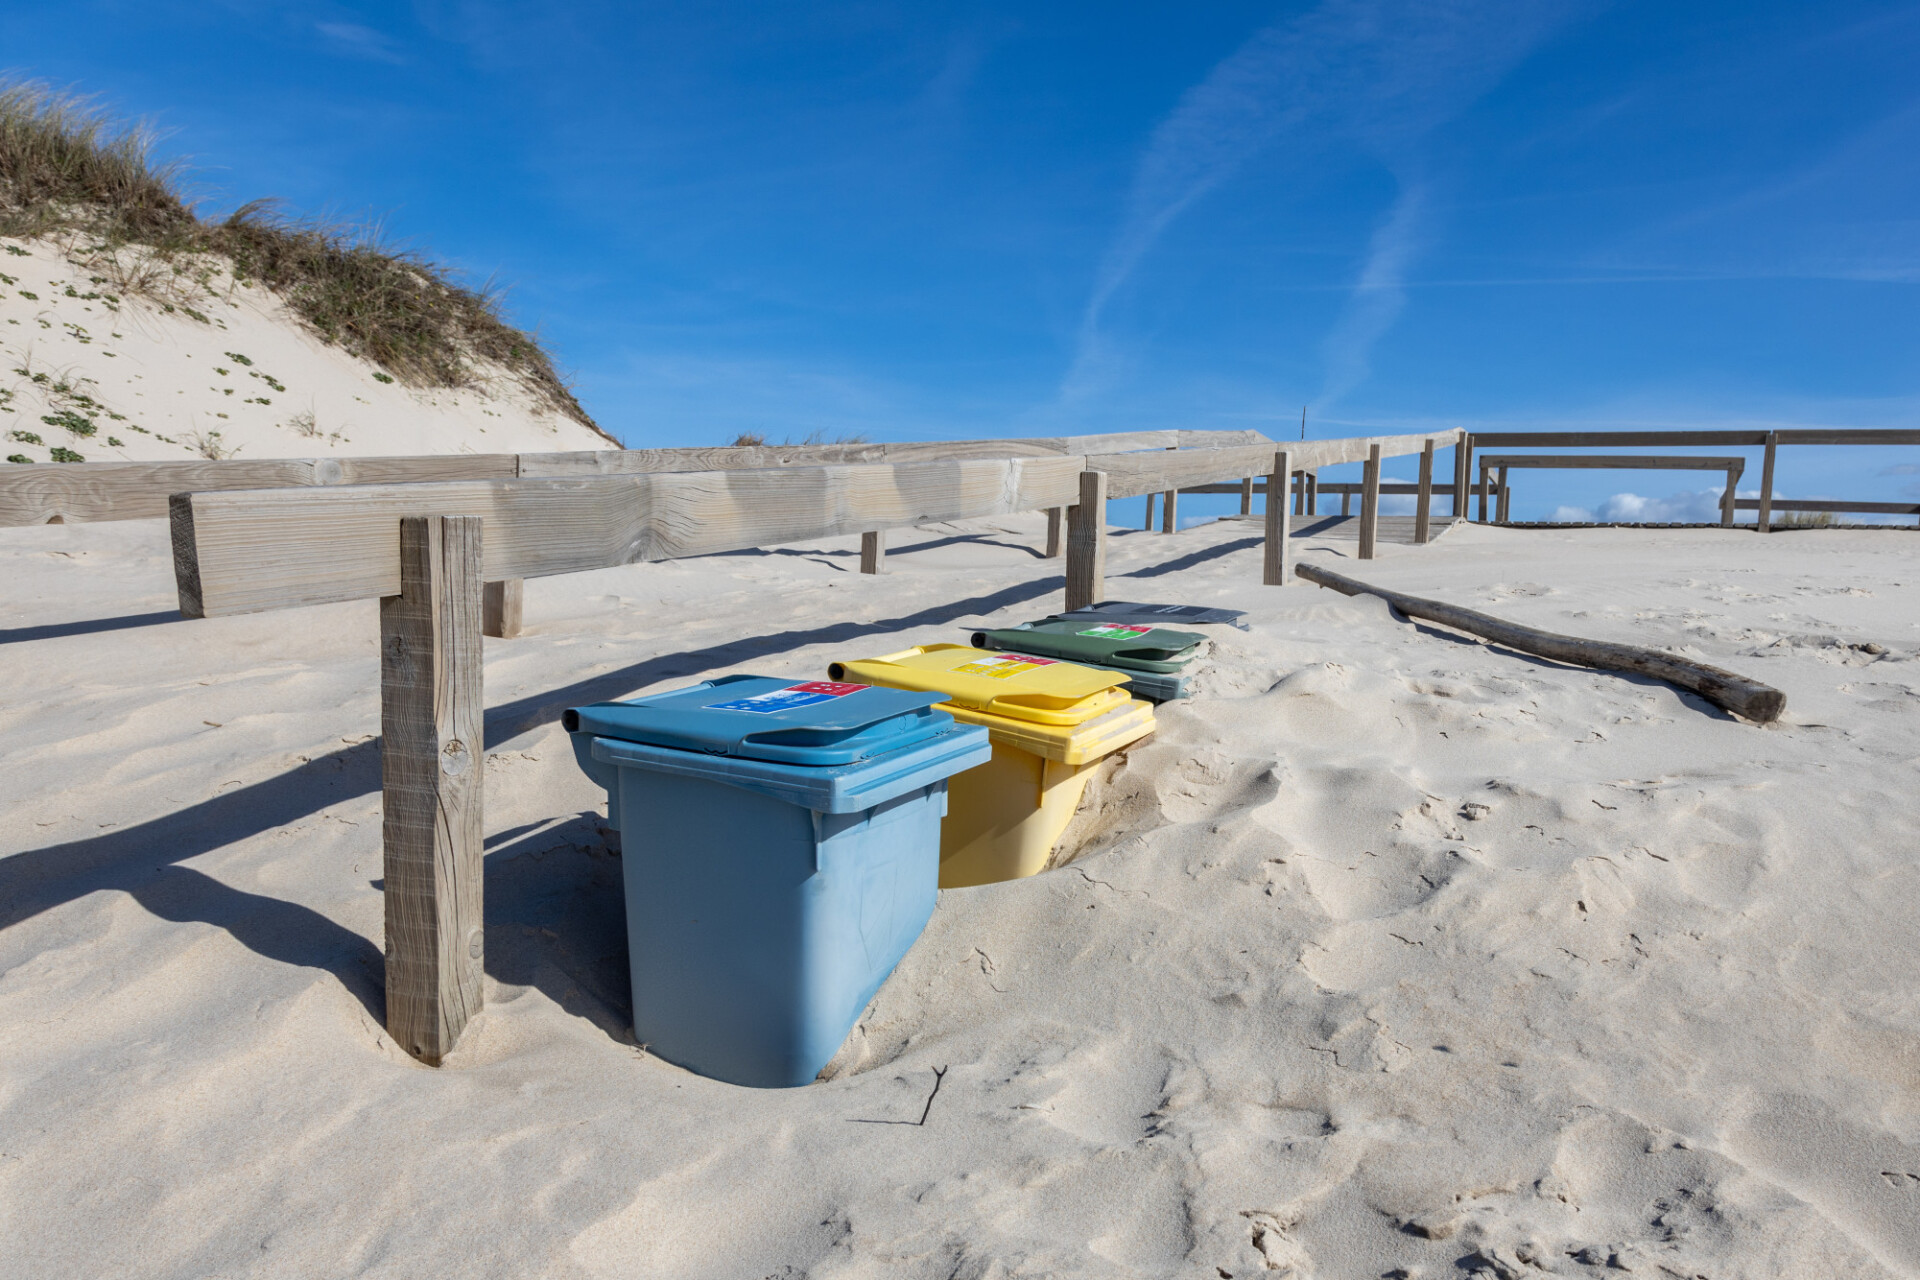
top-left (382, 515), bottom-right (485, 1066)
top-left (1494, 466), bottom-right (1510, 523)
top-left (1306, 470), bottom-right (1318, 515)
top-left (1454, 431), bottom-right (1469, 518)
top-left (1358, 443), bottom-right (1382, 560)
top-left (482, 579), bottom-right (523, 639)
top-left (860, 530), bottom-right (886, 574)
top-left (1414, 439), bottom-right (1435, 545)
top-left (1757, 431), bottom-right (1778, 532)
top-left (1142, 492), bottom-right (1156, 531)
top-left (1160, 444), bottom-right (1177, 533)
top-left (1044, 506), bottom-right (1064, 557)
top-left (1264, 448), bottom-right (1293, 586)
top-left (1478, 460), bottom-right (1492, 523)
top-left (1719, 465), bottom-right (1738, 527)
top-left (1239, 476), bottom-right (1254, 516)
top-left (1066, 470), bottom-right (1107, 612)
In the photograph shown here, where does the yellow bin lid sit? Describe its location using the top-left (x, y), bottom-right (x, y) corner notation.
top-left (828, 644), bottom-right (1156, 764)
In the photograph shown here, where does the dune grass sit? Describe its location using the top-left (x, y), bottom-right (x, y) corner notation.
top-left (0, 81), bottom-right (603, 432)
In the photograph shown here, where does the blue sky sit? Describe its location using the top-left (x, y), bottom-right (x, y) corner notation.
top-left (5, 0), bottom-right (1917, 521)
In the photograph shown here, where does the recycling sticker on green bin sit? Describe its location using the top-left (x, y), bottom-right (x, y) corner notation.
top-left (707, 680), bottom-right (870, 713)
top-left (1076, 624), bottom-right (1154, 639)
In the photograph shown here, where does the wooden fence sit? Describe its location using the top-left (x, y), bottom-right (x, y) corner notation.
top-left (159, 426), bottom-right (1453, 1063)
top-left (1462, 429), bottom-right (1920, 529)
top-left (8, 428), bottom-right (1266, 637)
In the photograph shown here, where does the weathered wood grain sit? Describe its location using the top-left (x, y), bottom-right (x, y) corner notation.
top-left (174, 455), bottom-right (1086, 617)
top-left (1044, 507), bottom-right (1063, 558)
top-left (1414, 440), bottom-right (1435, 545)
top-left (1358, 444), bottom-right (1382, 560)
top-left (1732, 498), bottom-right (1920, 515)
top-left (0, 455), bottom-right (520, 525)
top-left (1179, 481), bottom-right (1485, 498)
top-left (3, 429), bottom-right (1268, 526)
top-left (1475, 454), bottom-right (1747, 471)
top-left (483, 579), bottom-right (524, 638)
top-left (1085, 432), bottom-right (1452, 501)
top-left (1470, 431), bottom-right (1770, 447)
top-left (381, 516), bottom-right (486, 1065)
top-left (1295, 560), bottom-right (1786, 723)
top-left (1065, 470), bottom-right (1107, 612)
top-left (1757, 432), bottom-right (1778, 533)
top-left (860, 530), bottom-right (886, 574)
top-left (1771, 429), bottom-right (1920, 446)
top-left (1263, 450), bottom-right (1292, 586)
top-left (1454, 432), bottom-right (1470, 521)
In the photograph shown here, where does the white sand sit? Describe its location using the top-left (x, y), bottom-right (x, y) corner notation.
top-left (3, 512), bottom-right (1918, 1278)
top-left (0, 234), bottom-right (617, 463)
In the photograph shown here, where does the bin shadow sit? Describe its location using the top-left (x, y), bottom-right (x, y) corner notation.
top-left (482, 813), bottom-right (634, 1043)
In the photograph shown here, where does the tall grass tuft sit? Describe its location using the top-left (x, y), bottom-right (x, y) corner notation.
top-left (0, 82), bottom-right (602, 433)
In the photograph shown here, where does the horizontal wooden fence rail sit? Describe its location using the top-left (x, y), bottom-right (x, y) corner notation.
top-left (0, 454), bottom-right (522, 526)
top-left (1460, 427), bottom-right (1920, 531)
top-left (1, 429), bottom-right (1267, 527)
top-left (1064, 431), bottom-right (1461, 601)
top-left (1476, 454), bottom-right (1745, 527)
top-left (1178, 481), bottom-right (1489, 497)
top-left (1082, 432), bottom-right (1452, 502)
top-left (172, 456), bottom-right (1088, 618)
top-left (1732, 498), bottom-right (1920, 522)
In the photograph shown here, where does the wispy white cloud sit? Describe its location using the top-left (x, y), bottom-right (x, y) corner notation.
top-left (317, 22), bottom-right (406, 65)
top-left (1059, 0), bottom-right (1585, 410)
top-left (1314, 180), bottom-right (1425, 410)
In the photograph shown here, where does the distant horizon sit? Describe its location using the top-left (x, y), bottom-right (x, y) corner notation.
top-left (5, 1), bottom-right (1915, 521)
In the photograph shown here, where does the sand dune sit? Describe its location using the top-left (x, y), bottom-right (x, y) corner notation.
top-left (3, 512), bottom-right (1918, 1278)
top-left (1, 234), bottom-right (616, 465)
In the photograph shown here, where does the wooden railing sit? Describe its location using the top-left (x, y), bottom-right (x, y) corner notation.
top-left (9, 427), bottom-right (1268, 636)
top-left (157, 425), bottom-right (1451, 1064)
top-left (1461, 429), bottom-right (1920, 530)
top-left (0, 429), bottom-right (1268, 527)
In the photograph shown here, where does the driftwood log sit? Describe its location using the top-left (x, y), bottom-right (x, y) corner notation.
top-left (1294, 562), bottom-right (1786, 724)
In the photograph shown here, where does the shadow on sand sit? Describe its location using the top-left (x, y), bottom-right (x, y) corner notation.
top-left (0, 569), bottom-right (1072, 1030)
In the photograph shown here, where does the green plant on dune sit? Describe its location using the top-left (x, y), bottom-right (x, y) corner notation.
top-left (728, 431), bottom-right (872, 447)
top-left (41, 408), bottom-right (95, 436)
top-left (47, 445), bottom-right (82, 461)
top-left (0, 81), bottom-right (613, 439)
top-left (1774, 510), bottom-right (1836, 528)
top-left (6, 452), bottom-right (28, 463)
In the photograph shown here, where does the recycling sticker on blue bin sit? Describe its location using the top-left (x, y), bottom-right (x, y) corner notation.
top-left (706, 680), bottom-right (870, 714)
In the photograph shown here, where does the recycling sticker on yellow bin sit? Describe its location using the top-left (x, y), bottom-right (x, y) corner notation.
top-left (951, 654), bottom-right (1058, 679)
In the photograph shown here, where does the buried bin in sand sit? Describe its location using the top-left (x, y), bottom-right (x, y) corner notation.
top-left (564, 675), bottom-right (990, 1088)
top-left (969, 617), bottom-right (1208, 703)
top-left (827, 645), bottom-right (1155, 889)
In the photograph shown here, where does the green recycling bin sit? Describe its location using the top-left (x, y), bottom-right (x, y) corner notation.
top-left (969, 618), bottom-right (1207, 702)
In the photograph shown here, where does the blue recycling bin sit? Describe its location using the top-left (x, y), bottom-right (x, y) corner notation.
top-left (563, 675), bottom-right (991, 1087)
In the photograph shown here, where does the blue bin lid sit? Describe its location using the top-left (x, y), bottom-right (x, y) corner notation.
top-left (562, 674), bottom-right (953, 766)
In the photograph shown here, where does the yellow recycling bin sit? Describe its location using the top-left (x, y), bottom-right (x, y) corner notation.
top-left (827, 645), bottom-right (1155, 888)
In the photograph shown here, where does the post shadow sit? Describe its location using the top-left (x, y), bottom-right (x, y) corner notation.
top-left (0, 610), bottom-right (182, 646)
